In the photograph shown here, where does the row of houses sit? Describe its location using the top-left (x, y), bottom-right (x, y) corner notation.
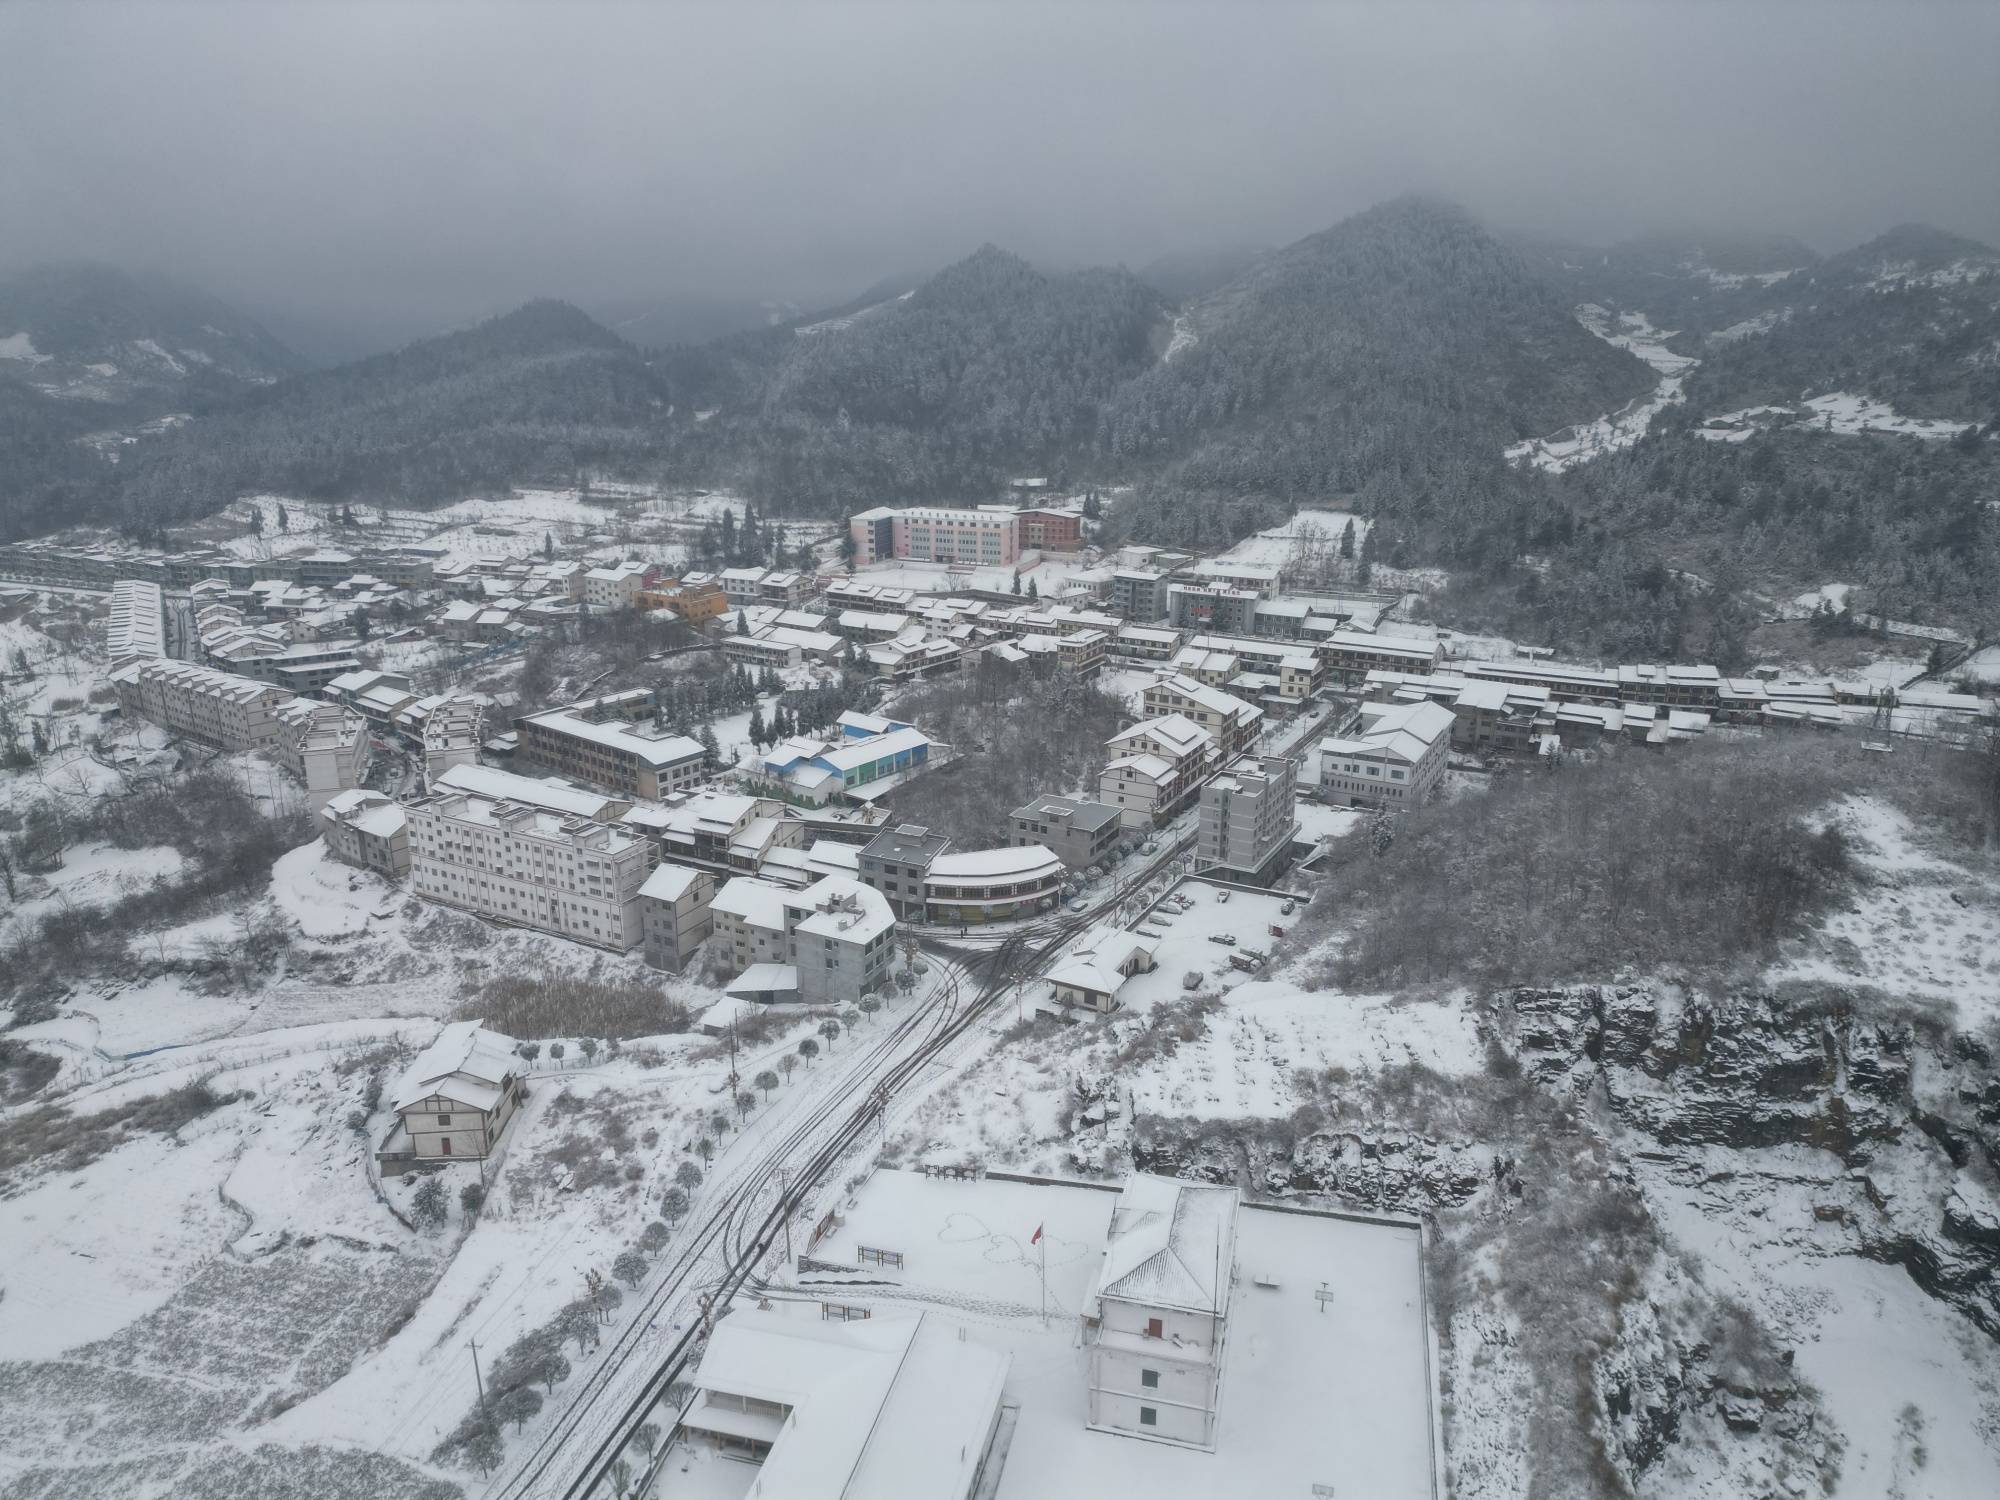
top-left (110, 656), bottom-right (370, 809)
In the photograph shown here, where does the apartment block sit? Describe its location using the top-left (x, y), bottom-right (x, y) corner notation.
top-left (1140, 673), bottom-right (1265, 759)
top-left (405, 789), bottom-right (658, 951)
top-left (858, 823), bottom-right (953, 920)
top-left (1196, 753), bottom-right (1300, 886)
top-left (1100, 714), bottom-right (1215, 829)
top-left (1010, 795), bottom-right (1124, 871)
top-left (319, 789), bottom-right (411, 879)
top-left (517, 700), bottom-right (707, 800)
top-left (1318, 699), bottom-right (1453, 810)
top-left (638, 863), bottom-right (717, 973)
top-left (710, 874), bottom-right (898, 1006)
top-left (848, 505), bottom-right (1021, 566)
top-left (112, 657), bottom-right (293, 750)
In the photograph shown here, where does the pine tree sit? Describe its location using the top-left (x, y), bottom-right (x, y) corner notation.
top-left (1010, 572), bottom-right (1022, 596)
top-left (1027, 577), bottom-right (1039, 600)
top-left (246, 507), bottom-right (263, 535)
top-left (1339, 520), bottom-right (1356, 560)
top-left (698, 724), bottom-right (721, 767)
top-left (748, 704), bottom-right (767, 747)
top-left (543, 531), bottom-right (555, 559)
top-left (275, 502), bottom-right (289, 532)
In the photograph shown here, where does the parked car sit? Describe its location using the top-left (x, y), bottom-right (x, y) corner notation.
top-left (1182, 971), bottom-right (1205, 991)
top-left (1229, 952), bottom-right (1263, 973)
top-left (1066, 898), bottom-right (1087, 913)
top-left (1207, 933), bottom-right (1237, 947)
top-left (1215, 889), bottom-right (1230, 904)
top-left (1280, 899), bottom-right (1296, 916)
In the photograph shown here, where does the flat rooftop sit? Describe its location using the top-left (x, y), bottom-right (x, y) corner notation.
top-left (794, 1168), bottom-right (1437, 1500)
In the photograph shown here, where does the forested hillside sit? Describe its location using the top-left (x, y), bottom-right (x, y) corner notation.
top-left (1686, 225), bottom-right (2000, 422)
top-left (662, 246), bottom-right (1169, 510)
top-left (1103, 199), bottom-right (1657, 526)
top-left (103, 301), bottom-right (670, 530)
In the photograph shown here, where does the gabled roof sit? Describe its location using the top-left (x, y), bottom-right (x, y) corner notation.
top-left (392, 1021), bottom-right (520, 1113)
top-left (1090, 1172), bottom-right (1239, 1317)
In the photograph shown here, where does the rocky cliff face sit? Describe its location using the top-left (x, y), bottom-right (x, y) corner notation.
top-left (1503, 983), bottom-right (2000, 1339)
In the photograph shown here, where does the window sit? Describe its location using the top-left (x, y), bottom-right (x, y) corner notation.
top-left (1145, 1316), bottom-right (1164, 1338)
top-left (437, 1113), bottom-right (452, 1126)
top-left (1139, 1406), bottom-right (1158, 1427)
top-left (1141, 1368), bottom-right (1160, 1389)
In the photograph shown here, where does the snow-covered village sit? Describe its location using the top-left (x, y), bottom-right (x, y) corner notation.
top-left (6, 6), bottom-right (2000, 1500)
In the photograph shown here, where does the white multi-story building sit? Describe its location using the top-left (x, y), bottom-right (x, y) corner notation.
top-left (1100, 713), bottom-right (1215, 829)
top-left (849, 505), bottom-right (1022, 567)
top-left (105, 579), bottom-right (167, 672)
top-left (1083, 1173), bottom-right (1239, 1449)
top-left (276, 698), bottom-right (371, 810)
top-left (319, 788), bottom-right (411, 879)
top-left (404, 789), bottom-right (658, 951)
top-left (577, 561), bottom-right (651, 610)
top-left (709, 873), bottom-right (897, 1006)
top-left (421, 695), bottom-right (486, 783)
top-left (112, 656), bottom-right (292, 750)
top-left (1140, 673), bottom-right (1264, 759)
top-left (1319, 699), bottom-right (1453, 810)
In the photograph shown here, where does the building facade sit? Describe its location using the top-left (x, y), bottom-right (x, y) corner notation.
top-left (1083, 1174), bottom-right (1239, 1448)
top-left (1196, 753), bottom-right (1300, 886)
top-left (858, 823), bottom-right (953, 919)
top-left (319, 789), bottom-right (411, 879)
top-left (924, 845), bottom-right (1064, 925)
top-left (405, 790), bottom-right (658, 951)
top-left (1318, 699), bottom-right (1453, 810)
top-left (517, 701), bottom-right (706, 800)
top-left (1010, 795), bottom-right (1123, 871)
top-left (638, 863), bottom-right (717, 972)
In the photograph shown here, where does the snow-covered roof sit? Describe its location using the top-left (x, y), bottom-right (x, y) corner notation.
top-left (928, 844), bottom-right (1061, 884)
top-left (1108, 713), bottom-right (1213, 761)
top-left (712, 875), bottom-right (794, 932)
top-left (392, 1021), bottom-right (520, 1113)
top-left (434, 763), bottom-right (621, 820)
top-left (1090, 1172), bottom-right (1239, 1317)
top-left (790, 875), bottom-right (895, 945)
top-left (523, 706), bottom-right (704, 768)
top-left (638, 863), bottom-right (707, 904)
top-left (725, 963), bottom-right (800, 997)
top-left (1048, 927), bottom-right (1157, 998)
top-left (687, 1308), bottom-right (1009, 1500)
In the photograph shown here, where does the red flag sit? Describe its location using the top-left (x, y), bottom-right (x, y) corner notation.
top-left (1030, 1223), bottom-right (1043, 1245)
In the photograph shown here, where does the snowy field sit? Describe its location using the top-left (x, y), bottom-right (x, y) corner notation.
top-left (786, 1169), bottom-right (1438, 1500)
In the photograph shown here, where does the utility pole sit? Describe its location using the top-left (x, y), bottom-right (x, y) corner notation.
top-left (468, 1338), bottom-right (489, 1423)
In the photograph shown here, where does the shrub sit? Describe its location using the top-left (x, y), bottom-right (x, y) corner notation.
top-left (455, 967), bottom-right (691, 1041)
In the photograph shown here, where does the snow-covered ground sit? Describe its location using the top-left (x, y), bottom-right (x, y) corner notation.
top-left (1213, 507), bottom-right (1371, 572)
top-left (845, 555), bottom-right (1111, 598)
top-left (1637, 1146), bottom-right (2000, 1498)
top-left (1955, 646), bottom-right (2000, 687)
top-left (1698, 394), bottom-right (1975, 443)
top-left (1505, 306), bottom-right (1695, 472)
top-left (1769, 797), bottom-right (2000, 1026)
top-left (784, 1168), bottom-right (1438, 1500)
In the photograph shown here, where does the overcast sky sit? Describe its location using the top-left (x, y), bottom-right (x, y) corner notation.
top-left (3, 0), bottom-right (1996, 356)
